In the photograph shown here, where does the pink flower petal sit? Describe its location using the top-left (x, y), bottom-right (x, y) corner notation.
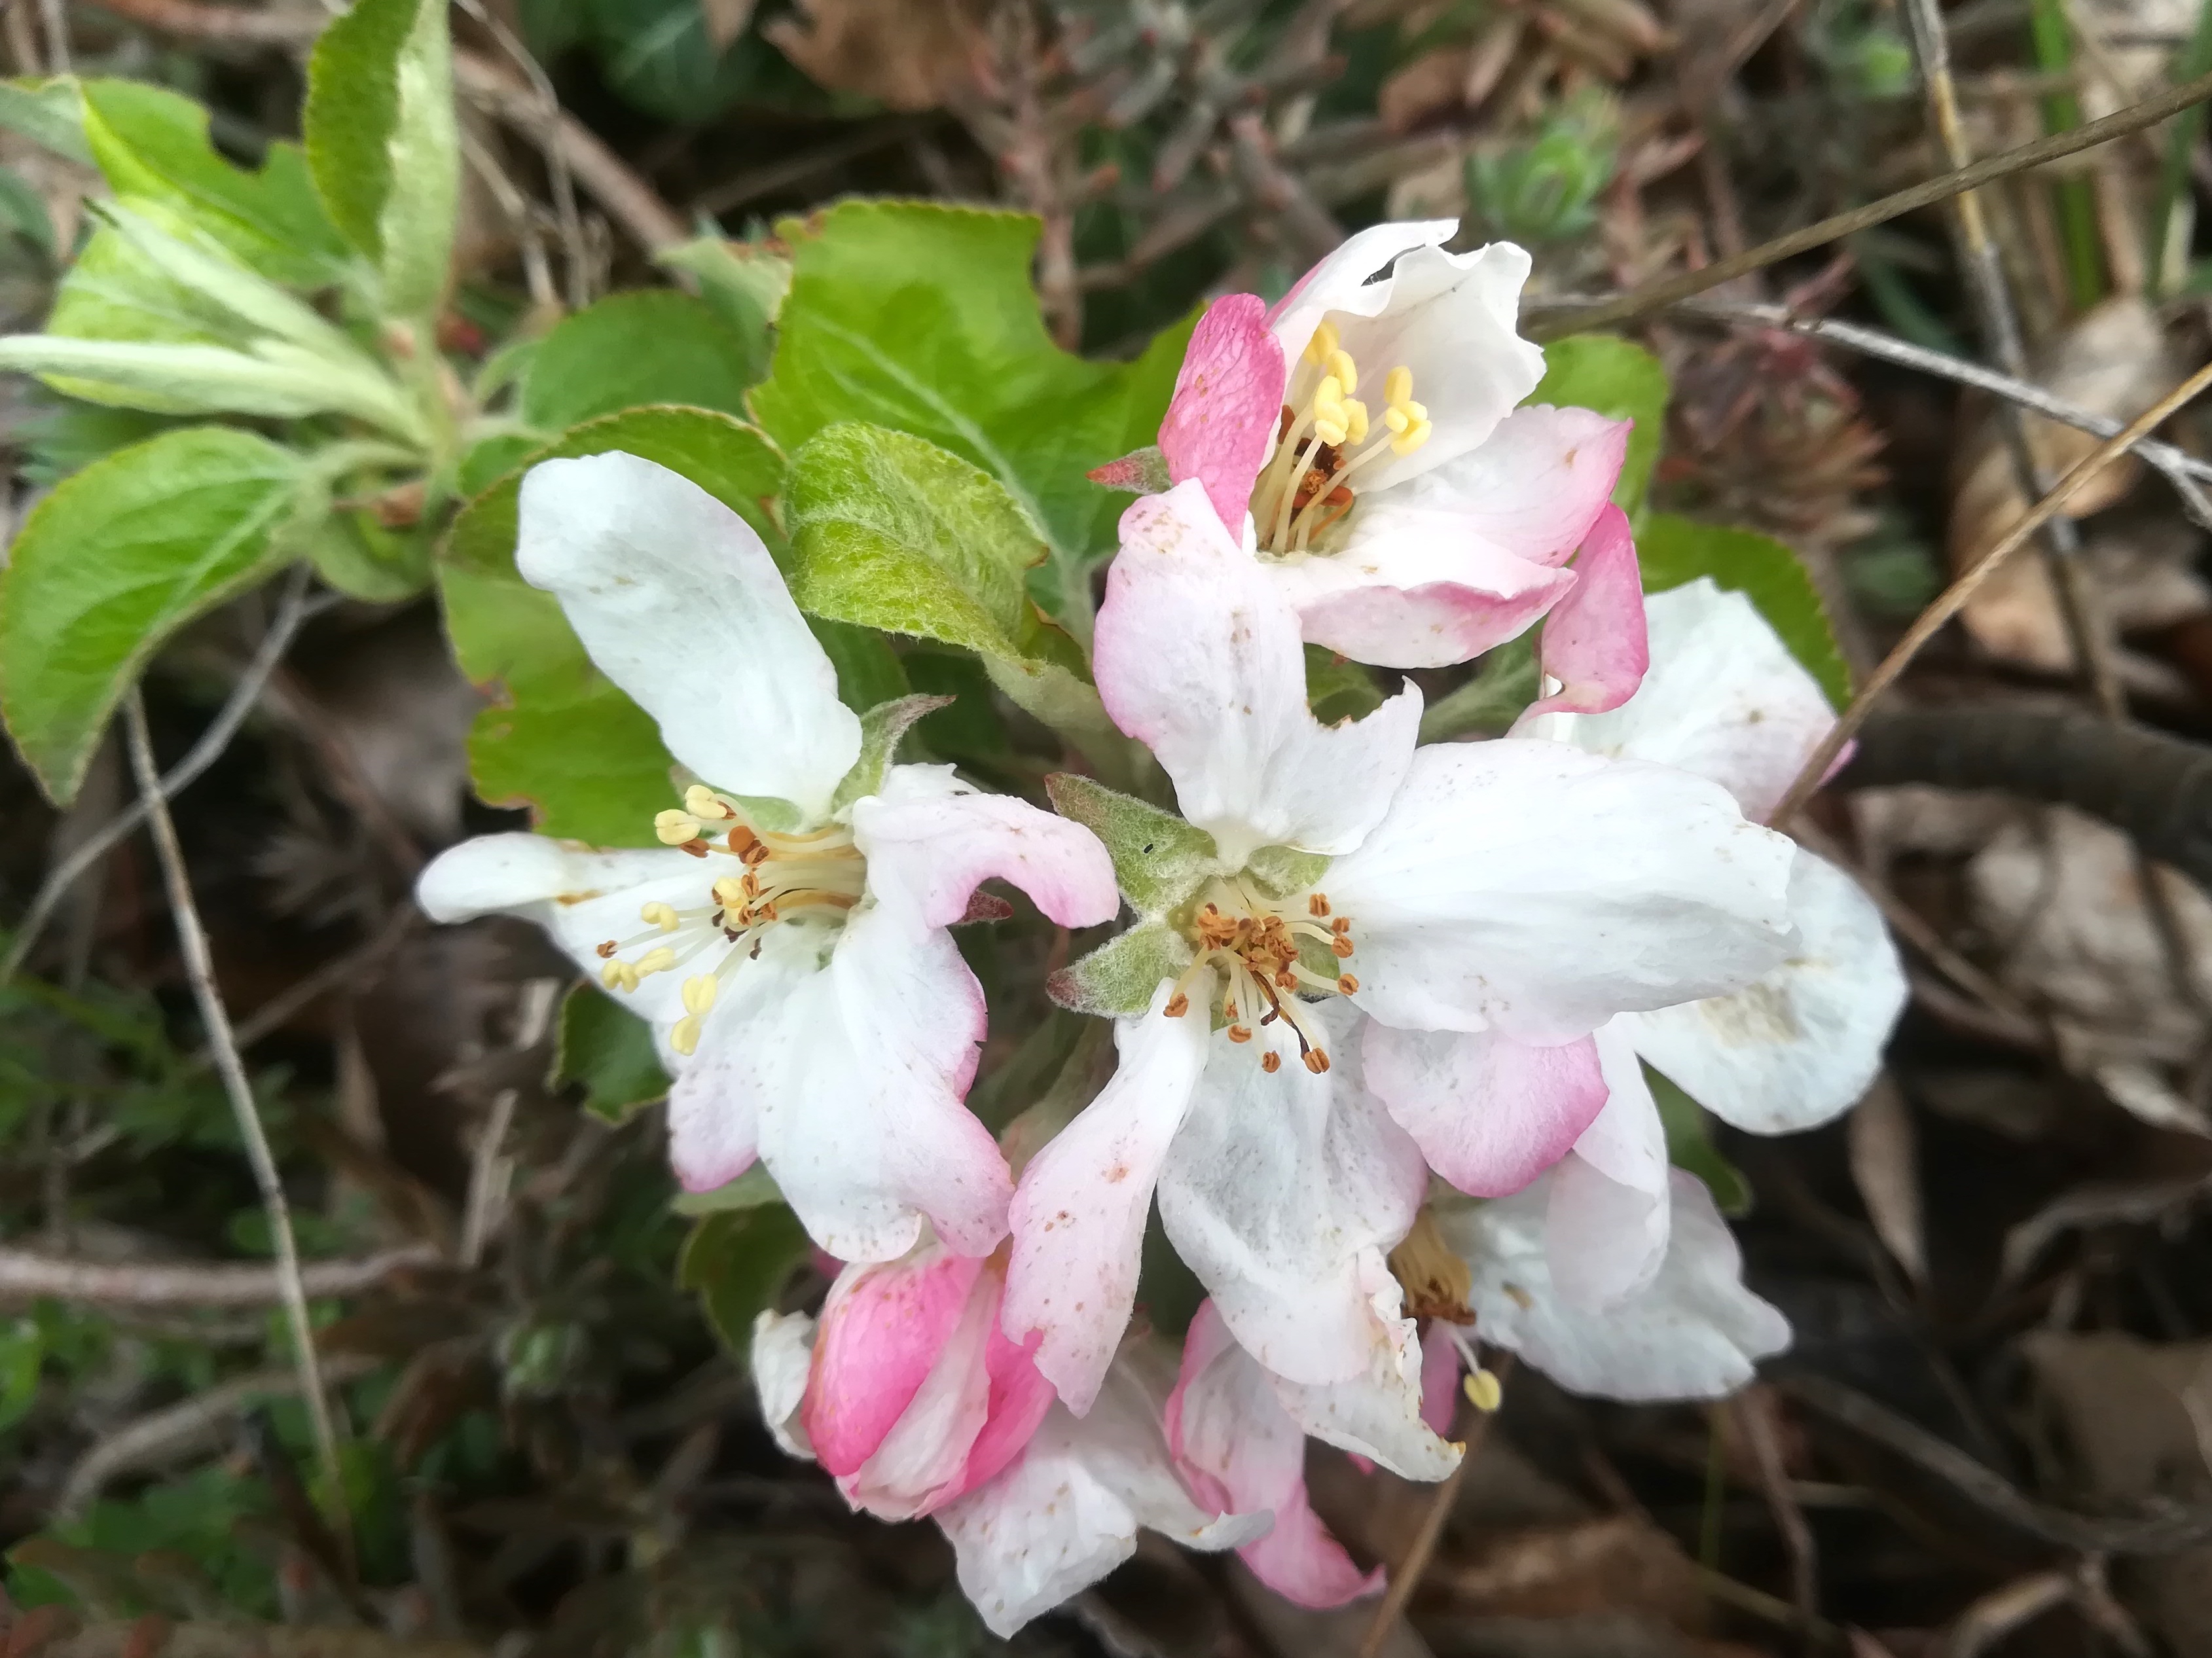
top-left (1361, 1025), bottom-right (1608, 1196)
top-left (958, 1314), bottom-right (1059, 1496)
top-left (1419, 1325), bottom-right (1460, 1437)
top-left (1527, 504), bottom-right (1647, 717)
top-left (853, 768), bottom-right (1119, 931)
top-left (1159, 294), bottom-right (1286, 535)
top-left (1409, 405), bottom-right (1629, 569)
top-left (805, 1245), bottom-right (986, 1477)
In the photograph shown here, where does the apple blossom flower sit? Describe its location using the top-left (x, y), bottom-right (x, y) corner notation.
top-left (1373, 579), bottom-right (1908, 1306)
top-left (1147, 221), bottom-right (1644, 688)
top-left (759, 1308), bottom-right (1271, 1638)
top-left (1003, 479), bottom-right (1800, 1415)
top-left (414, 452), bottom-right (1118, 1263)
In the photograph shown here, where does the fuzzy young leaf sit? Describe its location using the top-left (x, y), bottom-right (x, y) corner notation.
top-left (1045, 772), bottom-right (1215, 915)
top-left (1639, 512), bottom-right (1851, 710)
top-left (679, 1204), bottom-right (813, 1358)
top-left (1241, 843), bottom-right (1330, 899)
top-left (304, 0), bottom-right (459, 319)
top-left (751, 200), bottom-right (1190, 622)
top-left (522, 291), bottom-right (763, 431)
top-left (1527, 333), bottom-right (1670, 516)
top-left (0, 335), bottom-right (423, 439)
top-left (832, 693), bottom-right (954, 814)
top-left (441, 405), bottom-right (782, 846)
top-left (1049, 919), bottom-right (1192, 1017)
top-left (0, 427), bottom-right (304, 804)
top-left (554, 984), bottom-right (670, 1123)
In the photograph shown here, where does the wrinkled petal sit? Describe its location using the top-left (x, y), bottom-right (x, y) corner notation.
top-left (1168, 1303), bottom-right (1383, 1609)
top-left (839, 1257), bottom-right (1002, 1520)
top-left (960, 1318), bottom-right (1059, 1498)
top-left (1621, 850), bottom-right (1903, 1134)
top-left (665, 926), bottom-right (818, 1191)
top-left (1362, 1025), bottom-right (1606, 1197)
top-left (1267, 220), bottom-right (1459, 336)
top-left (1326, 742), bottom-right (1797, 1042)
top-left (1004, 982), bottom-right (1212, 1413)
top-left (1546, 1023), bottom-right (1670, 1307)
top-left (749, 902), bottom-right (1011, 1261)
top-left (1097, 482), bottom-right (1421, 863)
top-left (1156, 1002), bottom-right (1430, 1387)
top-left (1520, 577), bottom-right (1834, 821)
top-left (1445, 1171), bottom-right (1790, 1400)
top-left (805, 1244), bottom-right (985, 1477)
top-left (516, 452), bottom-right (860, 821)
top-left (1390, 405), bottom-right (1629, 569)
top-left (1161, 293), bottom-right (1286, 533)
top-left (854, 765), bottom-right (1119, 929)
top-left (1268, 1320), bottom-right (1462, 1483)
top-left (751, 1309), bottom-right (817, 1459)
top-left (1271, 238), bottom-right (1543, 492)
top-left (1527, 505), bottom-right (1647, 718)
top-left (939, 1339), bottom-right (1270, 1638)
top-left (1265, 513), bottom-right (1576, 670)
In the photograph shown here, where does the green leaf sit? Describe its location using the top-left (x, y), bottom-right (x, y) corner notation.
top-left (1527, 333), bottom-right (1669, 516)
top-left (0, 427), bottom-right (303, 804)
top-left (0, 1316), bottom-right (41, 1432)
top-left (751, 200), bottom-right (1190, 625)
top-left (672, 1164), bottom-right (783, 1216)
top-left (0, 334), bottom-right (424, 439)
top-left (1650, 1067), bottom-right (1751, 1217)
top-left (0, 78), bottom-right (91, 164)
top-left (440, 405), bottom-right (784, 844)
top-left (304, 0), bottom-right (460, 319)
top-left (655, 236), bottom-right (788, 383)
top-left (832, 693), bottom-right (953, 814)
top-left (1637, 512), bottom-right (1851, 711)
top-left (678, 1204), bottom-right (813, 1358)
top-left (1044, 772), bottom-right (1215, 916)
top-left (1049, 919), bottom-right (1191, 1017)
top-left (1305, 645), bottom-right (1383, 725)
top-left (553, 982), bottom-right (670, 1123)
top-left (1417, 634), bottom-right (1539, 744)
top-left (301, 512), bottom-right (433, 603)
top-left (522, 291), bottom-right (763, 431)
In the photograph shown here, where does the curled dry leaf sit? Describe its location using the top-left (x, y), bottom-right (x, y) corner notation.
top-left (1849, 1075), bottom-right (1927, 1284)
top-left (1948, 298), bottom-right (2204, 673)
top-left (765, 0), bottom-right (990, 112)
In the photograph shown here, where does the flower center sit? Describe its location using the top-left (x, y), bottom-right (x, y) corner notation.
top-left (1387, 1210), bottom-right (1475, 1325)
top-left (1248, 319), bottom-right (1433, 557)
top-left (1161, 874), bottom-right (1357, 1074)
top-left (594, 784), bottom-right (866, 1056)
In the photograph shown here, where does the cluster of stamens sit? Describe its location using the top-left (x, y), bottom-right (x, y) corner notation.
top-left (594, 784), bottom-right (865, 1056)
top-left (1163, 878), bottom-right (1356, 1074)
top-left (1248, 319), bottom-right (1434, 556)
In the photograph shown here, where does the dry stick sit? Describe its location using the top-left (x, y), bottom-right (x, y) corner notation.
top-left (458, 977), bottom-right (562, 1267)
top-left (1525, 65), bottom-right (2212, 340)
top-left (1354, 1354), bottom-right (1516, 1658)
top-left (1772, 355), bottom-right (2212, 825)
top-left (0, 1244), bottom-right (435, 1307)
top-left (1, 569), bottom-right (325, 987)
top-left (120, 691), bottom-right (350, 1541)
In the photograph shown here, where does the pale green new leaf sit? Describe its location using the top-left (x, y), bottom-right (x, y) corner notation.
top-left (0, 335), bottom-right (424, 440)
top-left (831, 694), bottom-right (954, 814)
top-left (1638, 512), bottom-right (1851, 710)
top-left (0, 427), bottom-right (305, 804)
top-left (1051, 920), bottom-right (1191, 1017)
top-left (304, 0), bottom-right (459, 320)
top-left (92, 201), bottom-right (363, 362)
top-left (1527, 333), bottom-right (1670, 516)
top-left (1045, 772), bottom-right (1216, 916)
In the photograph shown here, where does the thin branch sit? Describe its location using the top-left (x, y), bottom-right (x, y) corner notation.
top-left (2, 569), bottom-right (327, 987)
top-left (1773, 356), bottom-right (2212, 823)
top-left (0, 1244), bottom-right (436, 1307)
top-left (121, 691), bottom-right (350, 1534)
top-left (1523, 67), bottom-right (2212, 338)
top-left (458, 977), bottom-right (562, 1267)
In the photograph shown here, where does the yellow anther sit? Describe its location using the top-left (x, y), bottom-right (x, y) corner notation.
top-left (636, 946), bottom-right (676, 976)
top-left (1326, 348), bottom-right (1357, 392)
top-left (681, 974), bottom-right (718, 1015)
top-left (1312, 416), bottom-right (1347, 446)
top-left (1341, 399), bottom-right (1369, 446)
top-left (601, 960), bottom-right (640, 992)
top-left (684, 784), bottom-right (733, 821)
top-left (1384, 405), bottom-right (1412, 434)
top-left (1390, 419), bottom-right (1433, 458)
top-left (1303, 319), bottom-right (1339, 365)
top-left (712, 876), bottom-right (747, 908)
top-left (1385, 366), bottom-right (1412, 407)
top-left (655, 809), bottom-right (702, 846)
top-left (670, 1015), bottom-right (702, 1056)
top-left (640, 901), bottom-right (680, 932)
top-left (1464, 1368), bottom-right (1504, 1413)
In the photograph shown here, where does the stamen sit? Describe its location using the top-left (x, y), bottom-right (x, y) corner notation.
top-left (1308, 893), bottom-right (1331, 918)
top-left (712, 876), bottom-right (747, 908)
top-left (1337, 973), bottom-right (1359, 994)
top-left (681, 974), bottom-right (717, 1015)
top-left (1227, 1025), bottom-right (1253, 1043)
top-left (684, 784), bottom-right (733, 821)
top-left (1464, 1369), bottom-right (1504, 1413)
top-left (635, 946), bottom-right (676, 977)
top-left (655, 810), bottom-right (702, 846)
top-left (1303, 319), bottom-right (1340, 367)
top-left (1165, 992), bottom-right (1190, 1018)
top-left (1303, 1049), bottom-right (1331, 1074)
top-left (671, 1015), bottom-right (702, 1056)
top-left (1261, 1051), bottom-right (1282, 1073)
top-left (640, 901), bottom-right (680, 932)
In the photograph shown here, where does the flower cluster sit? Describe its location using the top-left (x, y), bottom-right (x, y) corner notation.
top-left (417, 222), bottom-right (1905, 1636)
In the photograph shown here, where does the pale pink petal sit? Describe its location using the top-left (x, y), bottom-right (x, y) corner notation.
top-left (1546, 1023), bottom-right (1671, 1307)
top-left (1160, 293), bottom-right (1286, 533)
top-left (804, 1244), bottom-right (985, 1477)
top-left (958, 1316), bottom-right (1057, 1496)
top-left (1095, 480), bottom-right (1419, 862)
top-left (840, 1256), bottom-right (1004, 1519)
top-left (1360, 1024), bottom-right (1606, 1197)
top-left (1169, 1303), bottom-right (1383, 1608)
top-left (1527, 505), bottom-right (1647, 717)
top-left (665, 926), bottom-right (820, 1192)
top-left (1004, 981), bottom-right (1211, 1413)
top-left (852, 765), bottom-right (1119, 929)
top-left (1419, 1325), bottom-right (1460, 1437)
top-left (1266, 221), bottom-right (1459, 333)
top-left (1391, 405), bottom-right (1630, 568)
top-left (749, 902), bottom-right (1011, 1261)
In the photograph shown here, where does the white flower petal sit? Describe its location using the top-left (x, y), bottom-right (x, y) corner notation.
top-left (750, 1309), bottom-right (818, 1460)
top-left (1328, 742), bottom-right (1797, 1042)
top-left (666, 926), bottom-right (820, 1192)
top-left (852, 765), bottom-right (1119, 929)
top-left (516, 452), bottom-right (861, 821)
top-left (1097, 482), bottom-right (1421, 861)
top-left (1385, 404), bottom-right (1631, 569)
top-left (1446, 1170), bottom-right (1790, 1401)
top-left (1266, 220), bottom-right (1460, 349)
top-left (1005, 982), bottom-right (1212, 1413)
top-left (1267, 1318), bottom-right (1461, 1483)
top-left (1621, 850), bottom-right (1904, 1134)
top-left (1544, 1022), bottom-right (1671, 1309)
top-left (1155, 1003), bottom-right (1430, 1387)
top-left (1521, 577), bottom-right (1834, 822)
